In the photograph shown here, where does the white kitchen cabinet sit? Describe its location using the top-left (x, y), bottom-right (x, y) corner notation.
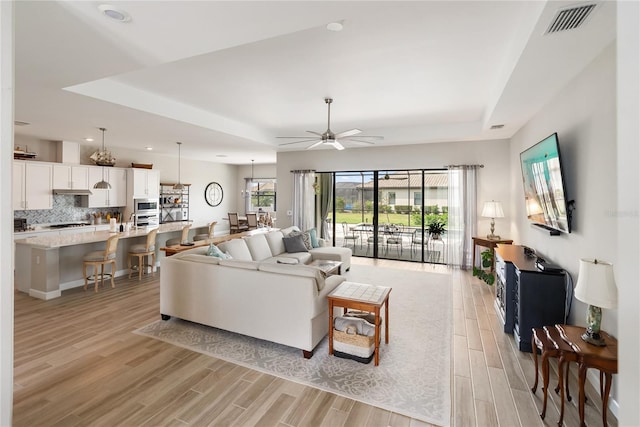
top-left (82, 166), bottom-right (127, 208)
top-left (56, 140), bottom-right (81, 164)
top-left (13, 161), bottom-right (53, 210)
top-left (52, 164), bottom-right (89, 190)
top-left (128, 168), bottom-right (160, 199)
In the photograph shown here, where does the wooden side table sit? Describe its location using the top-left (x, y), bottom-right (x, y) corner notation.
top-left (472, 236), bottom-right (513, 272)
top-left (328, 281), bottom-right (391, 366)
top-left (556, 324), bottom-right (618, 427)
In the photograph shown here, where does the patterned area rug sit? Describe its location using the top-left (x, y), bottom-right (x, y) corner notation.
top-left (135, 264), bottom-right (452, 425)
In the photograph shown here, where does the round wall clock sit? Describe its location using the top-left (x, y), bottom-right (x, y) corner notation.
top-left (204, 182), bottom-right (223, 207)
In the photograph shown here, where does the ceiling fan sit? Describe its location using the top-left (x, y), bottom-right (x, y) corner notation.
top-left (277, 98), bottom-right (383, 150)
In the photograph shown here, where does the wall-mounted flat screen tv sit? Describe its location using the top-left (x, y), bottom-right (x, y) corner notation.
top-left (520, 133), bottom-right (571, 234)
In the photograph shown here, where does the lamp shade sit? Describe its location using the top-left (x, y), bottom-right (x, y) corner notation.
top-left (481, 201), bottom-right (504, 218)
top-left (575, 259), bottom-right (617, 309)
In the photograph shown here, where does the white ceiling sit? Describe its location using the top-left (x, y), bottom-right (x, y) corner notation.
top-left (14, 1), bottom-right (615, 165)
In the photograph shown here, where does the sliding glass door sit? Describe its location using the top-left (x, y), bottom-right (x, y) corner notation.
top-left (328, 169), bottom-right (448, 264)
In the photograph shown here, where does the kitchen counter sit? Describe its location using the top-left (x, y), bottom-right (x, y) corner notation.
top-left (15, 222), bottom-right (192, 300)
top-left (14, 222), bottom-right (189, 248)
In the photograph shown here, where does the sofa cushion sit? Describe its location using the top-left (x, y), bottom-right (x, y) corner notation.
top-left (265, 230), bottom-right (286, 256)
top-left (179, 254), bottom-right (221, 265)
top-left (283, 234), bottom-right (309, 253)
top-left (243, 234), bottom-right (273, 261)
top-left (218, 259), bottom-right (260, 270)
top-left (258, 263), bottom-right (326, 291)
top-left (217, 239), bottom-right (252, 261)
top-left (279, 252), bottom-right (313, 264)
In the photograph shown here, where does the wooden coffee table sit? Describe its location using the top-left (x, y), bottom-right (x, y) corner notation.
top-left (309, 259), bottom-right (342, 276)
top-left (327, 281), bottom-right (391, 366)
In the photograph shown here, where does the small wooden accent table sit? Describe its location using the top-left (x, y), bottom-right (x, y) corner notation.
top-left (327, 281), bottom-right (391, 366)
top-left (472, 236), bottom-right (513, 272)
top-left (308, 260), bottom-right (342, 276)
top-left (556, 325), bottom-right (617, 427)
top-left (531, 326), bottom-right (575, 420)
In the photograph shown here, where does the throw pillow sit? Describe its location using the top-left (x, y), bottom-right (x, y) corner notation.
top-left (282, 234), bottom-right (309, 253)
top-left (307, 228), bottom-right (320, 248)
top-left (289, 231), bottom-right (313, 250)
top-left (206, 244), bottom-right (230, 259)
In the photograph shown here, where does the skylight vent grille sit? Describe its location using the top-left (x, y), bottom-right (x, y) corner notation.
top-left (546, 4), bottom-right (596, 34)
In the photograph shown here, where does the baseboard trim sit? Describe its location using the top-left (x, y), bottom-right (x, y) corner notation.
top-left (28, 289), bottom-right (61, 300)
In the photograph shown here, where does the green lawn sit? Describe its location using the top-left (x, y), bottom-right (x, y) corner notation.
top-left (330, 212), bottom-right (416, 226)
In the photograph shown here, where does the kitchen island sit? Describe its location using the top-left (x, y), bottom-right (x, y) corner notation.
top-left (14, 222), bottom-right (190, 300)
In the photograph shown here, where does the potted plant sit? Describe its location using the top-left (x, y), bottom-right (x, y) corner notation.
top-left (473, 249), bottom-right (495, 285)
top-left (427, 218), bottom-right (446, 239)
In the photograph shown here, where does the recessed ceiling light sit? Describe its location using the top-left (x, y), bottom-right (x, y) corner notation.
top-left (490, 124), bottom-right (505, 129)
top-left (98, 4), bottom-right (131, 23)
top-left (85, 137), bottom-right (94, 142)
top-left (145, 147), bottom-right (153, 151)
top-left (326, 21), bottom-right (343, 32)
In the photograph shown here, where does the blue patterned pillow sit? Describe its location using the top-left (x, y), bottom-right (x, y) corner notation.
top-left (206, 244), bottom-right (230, 259)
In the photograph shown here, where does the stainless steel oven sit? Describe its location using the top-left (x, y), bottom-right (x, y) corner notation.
top-left (134, 198), bottom-right (159, 214)
top-left (134, 198), bottom-right (159, 227)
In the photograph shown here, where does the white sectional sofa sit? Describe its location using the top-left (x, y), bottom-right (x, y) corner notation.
top-left (159, 228), bottom-right (352, 357)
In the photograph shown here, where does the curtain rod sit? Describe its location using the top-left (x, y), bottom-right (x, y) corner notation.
top-left (290, 169), bottom-right (316, 173)
top-left (444, 164), bottom-right (484, 168)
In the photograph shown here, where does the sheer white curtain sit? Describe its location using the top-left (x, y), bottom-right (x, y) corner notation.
top-left (292, 170), bottom-right (316, 230)
top-left (446, 166), bottom-right (479, 269)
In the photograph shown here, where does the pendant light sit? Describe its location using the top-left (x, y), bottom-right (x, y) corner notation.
top-left (93, 127), bottom-right (111, 189)
top-left (251, 159), bottom-right (254, 182)
top-left (173, 142), bottom-right (185, 190)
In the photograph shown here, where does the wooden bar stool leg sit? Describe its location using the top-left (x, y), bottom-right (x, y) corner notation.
top-left (128, 254), bottom-right (132, 279)
top-left (94, 264), bottom-right (99, 292)
top-left (151, 252), bottom-right (156, 276)
top-left (110, 260), bottom-right (116, 288)
top-left (138, 254), bottom-right (143, 280)
top-left (83, 263), bottom-right (88, 290)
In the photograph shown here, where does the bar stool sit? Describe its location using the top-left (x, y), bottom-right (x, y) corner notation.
top-left (166, 224), bottom-right (191, 246)
top-left (83, 234), bottom-right (119, 292)
top-left (128, 228), bottom-right (158, 280)
top-left (194, 221), bottom-right (217, 241)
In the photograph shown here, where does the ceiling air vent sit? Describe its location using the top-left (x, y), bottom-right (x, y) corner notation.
top-left (546, 4), bottom-right (596, 34)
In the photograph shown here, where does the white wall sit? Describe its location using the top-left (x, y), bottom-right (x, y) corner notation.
top-left (510, 43), bottom-right (622, 406)
top-left (276, 139), bottom-right (511, 236)
top-left (616, 2), bottom-right (640, 424)
top-left (510, 43), bottom-right (617, 329)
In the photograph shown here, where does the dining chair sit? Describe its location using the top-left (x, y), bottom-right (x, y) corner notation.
top-left (229, 213), bottom-right (249, 234)
top-left (385, 224), bottom-right (404, 256)
top-left (83, 234), bottom-right (119, 292)
top-left (194, 221), bottom-right (217, 241)
top-left (341, 222), bottom-right (360, 249)
top-left (246, 213), bottom-right (258, 230)
top-left (128, 228), bottom-right (158, 280)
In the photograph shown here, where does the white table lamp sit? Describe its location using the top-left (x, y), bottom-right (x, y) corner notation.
top-left (481, 200), bottom-right (504, 240)
top-left (574, 259), bottom-right (617, 346)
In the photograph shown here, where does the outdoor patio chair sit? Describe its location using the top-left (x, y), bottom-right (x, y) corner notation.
top-left (341, 222), bottom-right (360, 249)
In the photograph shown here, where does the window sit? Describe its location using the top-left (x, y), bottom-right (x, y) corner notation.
top-left (414, 191), bottom-right (422, 207)
top-left (245, 178), bottom-right (276, 213)
top-left (388, 192), bottom-right (396, 205)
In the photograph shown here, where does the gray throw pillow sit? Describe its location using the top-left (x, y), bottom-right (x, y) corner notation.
top-left (289, 231), bottom-right (313, 250)
top-left (282, 234), bottom-right (309, 253)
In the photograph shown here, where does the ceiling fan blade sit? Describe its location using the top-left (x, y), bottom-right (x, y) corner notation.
top-left (334, 128), bottom-right (362, 139)
top-left (279, 139), bottom-right (320, 146)
top-left (354, 135), bottom-right (384, 140)
top-left (277, 136), bottom-right (317, 139)
top-left (306, 140), bottom-right (325, 150)
top-left (344, 138), bottom-right (376, 145)
top-left (332, 141), bottom-right (345, 150)
top-left (306, 131), bottom-right (323, 136)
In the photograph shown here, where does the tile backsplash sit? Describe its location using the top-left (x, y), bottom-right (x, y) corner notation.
top-left (14, 195), bottom-right (123, 225)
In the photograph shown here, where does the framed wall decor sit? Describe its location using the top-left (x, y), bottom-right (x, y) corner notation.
top-left (204, 181), bottom-right (223, 207)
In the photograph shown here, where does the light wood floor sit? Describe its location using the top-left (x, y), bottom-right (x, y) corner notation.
top-left (13, 258), bottom-right (616, 426)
